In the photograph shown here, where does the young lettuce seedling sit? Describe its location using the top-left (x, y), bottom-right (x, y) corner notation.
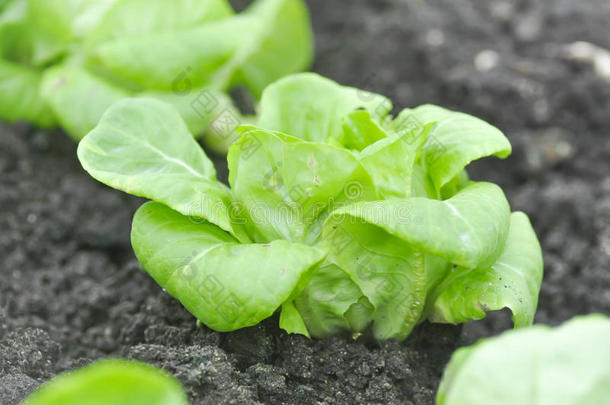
top-left (437, 314), bottom-right (610, 405)
top-left (0, 0), bottom-right (313, 152)
top-left (21, 359), bottom-right (187, 405)
top-left (77, 73), bottom-right (543, 341)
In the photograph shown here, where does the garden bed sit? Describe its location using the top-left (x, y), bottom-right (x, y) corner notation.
top-left (1, 0), bottom-right (609, 403)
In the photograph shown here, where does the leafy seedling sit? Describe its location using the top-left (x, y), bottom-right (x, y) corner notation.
top-left (77, 73), bottom-right (543, 341)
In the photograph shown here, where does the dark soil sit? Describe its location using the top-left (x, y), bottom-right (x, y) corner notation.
top-left (1, 0), bottom-right (609, 404)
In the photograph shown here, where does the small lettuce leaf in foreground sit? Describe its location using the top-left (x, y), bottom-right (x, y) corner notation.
top-left (131, 201), bottom-right (325, 331)
top-left (78, 74), bottom-right (543, 341)
top-left (428, 212), bottom-right (543, 327)
top-left (437, 314), bottom-right (610, 405)
top-left (21, 359), bottom-right (188, 405)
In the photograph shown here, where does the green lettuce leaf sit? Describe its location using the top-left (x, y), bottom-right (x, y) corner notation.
top-left (439, 169), bottom-right (470, 200)
top-left (437, 315), bottom-right (610, 405)
top-left (279, 300), bottom-right (311, 337)
top-left (0, 0), bottom-right (34, 64)
top-left (428, 211), bottom-right (543, 327)
top-left (138, 87), bottom-right (244, 146)
top-left (25, 0), bottom-right (98, 65)
top-left (357, 114), bottom-right (430, 199)
top-left (0, 58), bottom-right (55, 127)
top-left (257, 73), bottom-right (392, 143)
top-left (84, 0), bottom-right (233, 46)
top-left (340, 110), bottom-right (389, 151)
top-left (227, 126), bottom-right (376, 244)
top-left (410, 161), bottom-right (437, 198)
top-left (41, 63), bottom-right (127, 140)
top-left (22, 359), bottom-right (188, 405)
top-left (21, 0), bottom-right (71, 65)
top-left (1, 0), bottom-right (116, 66)
top-left (293, 263), bottom-right (370, 338)
top-left (47, 0), bottom-right (117, 41)
top-left (131, 201), bottom-right (326, 331)
top-left (405, 105), bottom-right (511, 191)
top-left (232, 0), bottom-right (314, 97)
top-left (327, 182), bottom-right (511, 269)
top-left (0, 0), bottom-right (14, 12)
top-left (89, 17), bottom-right (256, 92)
top-left (77, 98), bottom-right (243, 239)
top-left (319, 218), bottom-right (433, 340)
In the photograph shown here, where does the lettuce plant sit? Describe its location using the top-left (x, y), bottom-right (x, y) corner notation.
top-left (22, 359), bottom-right (187, 405)
top-left (0, 0), bottom-right (312, 150)
top-left (77, 73), bottom-right (543, 341)
top-left (437, 314), bottom-right (610, 405)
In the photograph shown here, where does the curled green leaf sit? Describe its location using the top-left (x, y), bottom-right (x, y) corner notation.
top-left (257, 73), bottom-right (392, 143)
top-left (294, 263), bottom-right (370, 338)
top-left (132, 201), bottom-right (326, 331)
top-left (326, 182), bottom-right (511, 269)
top-left (77, 98), bottom-right (244, 239)
top-left (405, 104), bottom-right (511, 191)
top-left (428, 211), bottom-right (543, 327)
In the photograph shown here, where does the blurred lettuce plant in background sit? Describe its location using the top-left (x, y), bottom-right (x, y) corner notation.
top-left (0, 0), bottom-right (313, 153)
